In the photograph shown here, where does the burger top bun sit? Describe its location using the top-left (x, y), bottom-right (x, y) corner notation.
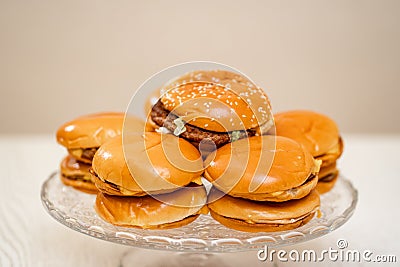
top-left (92, 132), bottom-right (204, 194)
top-left (57, 112), bottom-right (152, 149)
top-left (274, 110), bottom-right (340, 157)
top-left (159, 70), bottom-right (273, 133)
top-left (204, 135), bottom-right (320, 195)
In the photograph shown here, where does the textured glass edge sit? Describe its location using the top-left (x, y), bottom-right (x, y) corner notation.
top-left (41, 172), bottom-right (358, 252)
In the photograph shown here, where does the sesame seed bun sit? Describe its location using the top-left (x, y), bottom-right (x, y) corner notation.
top-left (207, 188), bottom-right (320, 232)
top-left (92, 133), bottom-right (204, 196)
top-left (163, 69), bottom-right (271, 108)
top-left (95, 185), bottom-right (207, 229)
top-left (204, 136), bottom-right (321, 201)
top-left (274, 111), bottom-right (343, 163)
top-left (59, 155), bottom-right (97, 194)
top-left (160, 81), bottom-right (271, 132)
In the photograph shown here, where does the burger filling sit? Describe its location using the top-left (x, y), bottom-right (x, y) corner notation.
top-left (318, 173), bottom-right (337, 183)
top-left (315, 138), bottom-right (343, 166)
top-left (62, 174), bottom-right (92, 182)
top-left (89, 169), bottom-right (121, 191)
top-left (68, 147), bottom-right (98, 162)
top-left (151, 100), bottom-right (256, 148)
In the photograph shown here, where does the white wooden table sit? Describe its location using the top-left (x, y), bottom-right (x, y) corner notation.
top-left (0, 134), bottom-right (399, 267)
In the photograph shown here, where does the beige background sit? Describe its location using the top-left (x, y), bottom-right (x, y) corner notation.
top-left (0, 0), bottom-right (399, 134)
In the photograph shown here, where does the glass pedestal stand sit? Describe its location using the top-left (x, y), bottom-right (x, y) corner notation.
top-left (41, 173), bottom-right (357, 266)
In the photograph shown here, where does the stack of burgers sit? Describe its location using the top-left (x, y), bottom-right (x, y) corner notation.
top-left (55, 69), bottom-right (343, 233)
top-left (57, 112), bottom-right (208, 229)
top-left (56, 112), bottom-right (127, 193)
top-left (91, 132), bottom-right (208, 229)
top-left (273, 111), bottom-right (343, 194)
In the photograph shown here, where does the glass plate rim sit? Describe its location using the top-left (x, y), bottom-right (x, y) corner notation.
top-left (41, 172), bottom-right (358, 252)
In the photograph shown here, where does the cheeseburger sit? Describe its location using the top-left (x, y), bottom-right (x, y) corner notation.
top-left (96, 184), bottom-right (208, 229)
top-left (91, 132), bottom-right (204, 196)
top-left (208, 187), bottom-right (320, 232)
top-left (149, 70), bottom-right (273, 149)
top-left (56, 112), bottom-right (151, 193)
top-left (59, 155), bottom-right (97, 193)
top-left (274, 110), bottom-right (343, 191)
top-left (56, 112), bottom-right (125, 163)
top-left (204, 135), bottom-right (321, 202)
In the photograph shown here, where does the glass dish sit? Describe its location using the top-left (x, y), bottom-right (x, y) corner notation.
top-left (41, 172), bottom-right (357, 252)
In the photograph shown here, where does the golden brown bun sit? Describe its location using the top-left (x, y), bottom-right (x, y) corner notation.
top-left (95, 185), bottom-right (207, 229)
top-left (59, 155), bottom-right (97, 193)
top-left (210, 210), bottom-right (315, 232)
top-left (204, 136), bottom-right (320, 201)
top-left (92, 132), bottom-right (204, 196)
top-left (159, 70), bottom-right (272, 133)
top-left (57, 112), bottom-right (151, 149)
top-left (57, 112), bottom-right (125, 149)
top-left (163, 69), bottom-right (271, 107)
top-left (208, 188), bottom-right (320, 232)
top-left (274, 110), bottom-right (341, 157)
top-left (316, 172), bottom-right (339, 194)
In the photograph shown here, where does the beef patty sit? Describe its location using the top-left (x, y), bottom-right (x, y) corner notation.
top-left (150, 100), bottom-right (256, 148)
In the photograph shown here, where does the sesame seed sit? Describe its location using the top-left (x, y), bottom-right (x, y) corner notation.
top-left (204, 124), bottom-right (208, 127)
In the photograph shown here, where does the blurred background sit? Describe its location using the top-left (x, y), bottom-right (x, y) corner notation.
top-left (1, 0), bottom-right (399, 134)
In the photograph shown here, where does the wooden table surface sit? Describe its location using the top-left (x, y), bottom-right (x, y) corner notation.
top-left (0, 134), bottom-right (399, 267)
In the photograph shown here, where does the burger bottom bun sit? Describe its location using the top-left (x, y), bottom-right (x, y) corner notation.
top-left (220, 174), bottom-right (318, 202)
top-left (210, 210), bottom-right (315, 232)
top-left (316, 172), bottom-right (339, 195)
top-left (95, 185), bottom-right (207, 229)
